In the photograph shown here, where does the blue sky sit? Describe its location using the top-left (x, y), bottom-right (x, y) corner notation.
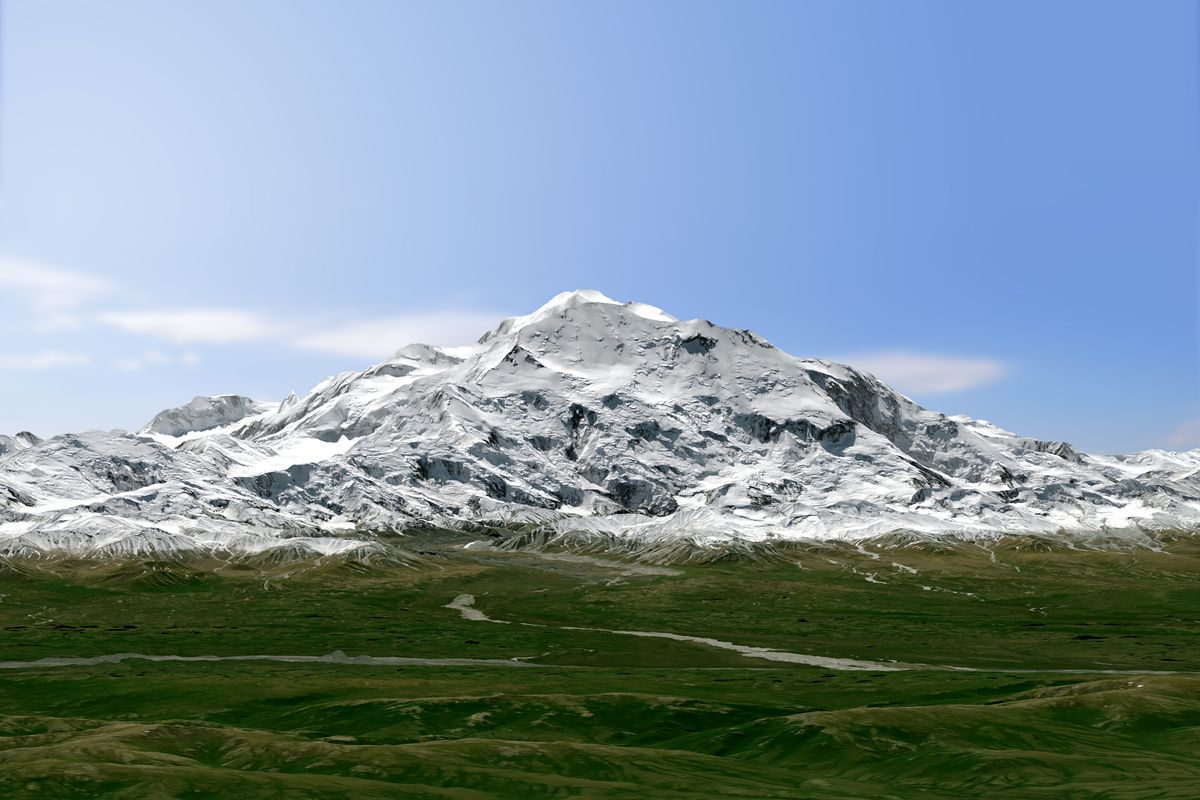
top-left (0, 0), bottom-right (1195, 453)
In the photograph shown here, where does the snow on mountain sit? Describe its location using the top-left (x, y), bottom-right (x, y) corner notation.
top-left (0, 432), bottom-right (40, 457)
top-left (144, 395), bottom-right (277, 439)
top-left (1, 290), bottom-right (1197, 557)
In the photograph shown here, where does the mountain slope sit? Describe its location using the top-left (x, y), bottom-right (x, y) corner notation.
top-left (1, 290), bottom-right (1197, 556)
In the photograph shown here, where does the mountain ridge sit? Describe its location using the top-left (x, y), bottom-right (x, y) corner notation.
top-left (1, 290), bottom-right (1197, 557)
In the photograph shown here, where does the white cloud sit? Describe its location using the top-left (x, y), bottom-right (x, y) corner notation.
top-left (0, 257), bottom-right (113, 328)
top-left (293, 311), bottom-right (504, 359)
top-left (0, 351), bottom-right (91, 370)
top-left (97, 310), bottom-right (282, 343)
top-left (833, 350), bottom-right (1010, 394)
top-left (143, 349), bottom-right (171, 367)
top-left (113, 358), bottom-right (143, 372)
top-left (112, 349), bottom-right (203, 372)
top-left (0, 256), bottom-right (505, 378)
top-left (97, 304), bottom-right (504, 361)
top-left (1166, 416), bottom-right (1200, 450)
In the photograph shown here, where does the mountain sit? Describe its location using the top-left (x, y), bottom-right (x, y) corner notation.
top-left (0, 431), bottom-right (40, 457)
top-left (145, 395), bottom-right (276, 438)
top-left (1, 290), bottom-right (1197, 557)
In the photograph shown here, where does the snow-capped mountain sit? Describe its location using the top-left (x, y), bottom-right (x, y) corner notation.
top-left (1, 290), bottom-right (1197, 557)
top-left (0, 432), bottom-right (40, 457)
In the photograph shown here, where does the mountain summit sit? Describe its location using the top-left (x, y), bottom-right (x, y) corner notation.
top-left (1, 291), bottom-right (1197, 557)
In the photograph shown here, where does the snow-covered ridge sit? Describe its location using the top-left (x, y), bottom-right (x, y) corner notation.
top-left (1, 290), bottom-right (1197, 557)
top-left (143, 395), bottom-right (277, 441)
top-left (0, 432), bottom-right (40, 457)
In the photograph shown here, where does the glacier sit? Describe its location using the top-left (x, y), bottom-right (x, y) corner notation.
top-left (1, 289), bottom-right (1197, 557)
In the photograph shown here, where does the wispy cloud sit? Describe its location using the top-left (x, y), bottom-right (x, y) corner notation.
top-left (1166, 416), bottom-right (1200, 450)
top-left (834, 350), bottom-right (1010, 394)
top-left (0, 351), bottom-right (91, 370)
top-left (97, 307), bottom-right (504, 359)
top-left (112, 349), bottom-right (201, 372)
top-left (3, 254), bottom-right (504, 362)
top-left (293, 311), bottom-right (503, 359)
top-left (0, 257), bottom-right (112, 328)
top-left (97, 310), bottom-right (283, 343)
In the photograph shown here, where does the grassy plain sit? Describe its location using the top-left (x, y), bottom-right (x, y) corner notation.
top-left (0, 532), bottom-right (1196, 798)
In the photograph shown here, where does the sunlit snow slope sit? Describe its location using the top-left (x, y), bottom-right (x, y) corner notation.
top-left (1, 290), bottom-right (1197, 556)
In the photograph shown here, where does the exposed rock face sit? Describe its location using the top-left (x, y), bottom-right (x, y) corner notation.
top-left (1, 290), bottom-right (1198, 556)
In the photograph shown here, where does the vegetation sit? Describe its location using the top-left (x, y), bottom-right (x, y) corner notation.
top-left (0, 532), bottom-right (1195, 798)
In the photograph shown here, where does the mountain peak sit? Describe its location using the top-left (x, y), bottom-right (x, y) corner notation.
top-left (540, 288), bottom-right (621, 310)
top-left (143, 395), bottom-right (275, 438)
top-left (480, 290), bottom-right (678, 344)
